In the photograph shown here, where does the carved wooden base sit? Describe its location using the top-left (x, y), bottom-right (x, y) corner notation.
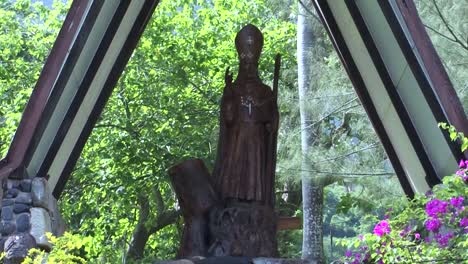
top-left (169, 159), bottom-right (279, 258)
top-left (208, 203), bottom-right (278, 257)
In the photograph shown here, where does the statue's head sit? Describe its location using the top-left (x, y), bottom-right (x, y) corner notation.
top-left (235, 24), bottom-right (263, 65)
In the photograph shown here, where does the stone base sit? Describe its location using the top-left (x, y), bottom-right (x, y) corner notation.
top-left (157, 257), bottom-right (310, 264)
top-left (208, 203), bottom-right (278, 257)
top-left (0, 176), bottom-right (66, 262)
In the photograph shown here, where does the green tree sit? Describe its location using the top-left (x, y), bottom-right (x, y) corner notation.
top-left (416, 0), bottom-right (468, 109)
top-left (0, 0), bottom-right (67, 156)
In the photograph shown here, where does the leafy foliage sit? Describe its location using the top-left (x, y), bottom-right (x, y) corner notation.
top-left (340, 173), bottom-right (467, 263)
top-left (0, 0), bottom-right (68, 156)
top-left (23, 233), bottom-right (89, 264)
top-left (339, 126), bottom-right (468, 263)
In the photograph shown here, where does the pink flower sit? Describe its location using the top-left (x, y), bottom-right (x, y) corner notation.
top-left (459, 160), bottom-right (465, 168)
top-left (345, 250), bottom-right (352, 257)
top-left (415, 233), bottom-right (420, 240)
top-left (425, 218), bottom-right (441, 232)
top-left (460, 217), bottom-right (468, 227)
top-left (435, 232), bottom-right (453, 247)
top-left (425, 199), bottom-right (449, 217)
top-left (374, 220), bottom-right (391, 237)
top-left (450, 196), bottom-right (464, 209)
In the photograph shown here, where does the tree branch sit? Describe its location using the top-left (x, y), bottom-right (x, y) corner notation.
top-left (297, 0), bottom-right (322, 24)
top-left (94, 123), bottom-right (140, 138)
top-left (423, 23), bottom-right (457, 43)
top-left (430, 0), bottom-right (468, 51)
top-left (137, 194), bottom-right (150, 224)
top-left (279, 166), bottom-right (395, 177)
top-left (149, 209), bottom-right (181, 234)
top-left (313, 142), bottom-right (379, 164)
top-left (307, 97), bottom-right (359, 128)
top-left (126, 194), bottom-right (151, 260)
top-left (153, 185), bottom-right (165, 213)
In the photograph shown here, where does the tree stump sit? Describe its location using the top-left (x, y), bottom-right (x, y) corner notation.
top-left (169, 159), bottom-right (219, 257)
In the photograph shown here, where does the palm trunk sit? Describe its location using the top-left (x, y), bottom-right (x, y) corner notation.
top-left (302, 185), bottom-right (324, 263)
top-left (297, 1), bottom-right (325, 263)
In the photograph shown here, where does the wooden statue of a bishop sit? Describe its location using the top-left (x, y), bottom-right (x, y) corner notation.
top-left (169, 24), bottom-right (280, 259)
top-left (214, 23), bottom-right (279, 207)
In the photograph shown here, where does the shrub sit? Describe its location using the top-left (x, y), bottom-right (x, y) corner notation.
top-left (340, 124), bottom-right (468, 263)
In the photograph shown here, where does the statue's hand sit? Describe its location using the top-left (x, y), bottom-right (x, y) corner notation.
top-left (225, 67), bottom-right (233, 85)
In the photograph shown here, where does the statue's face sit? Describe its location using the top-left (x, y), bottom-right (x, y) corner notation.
top-left (239, 50), bottom-right (259, 64)
top-left (236, 34), bottom-right (262, 65)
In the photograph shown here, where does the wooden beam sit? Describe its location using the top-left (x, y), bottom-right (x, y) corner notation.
top-left (394, 0), bottom-right (468, 140)
top-left (0, 0), bottom-right (89, 179)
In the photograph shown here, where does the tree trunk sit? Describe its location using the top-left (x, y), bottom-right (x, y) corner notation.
top-left (301, 186), bottom-right (324, 263)
top-left (297, 1), bottom-right (325, 263)
top-left (127, 194), bottom-right (151, 260)
top-left (127, 222), bottom-right (151, 260)
top-left (126, 190), bottom-right (181, 261)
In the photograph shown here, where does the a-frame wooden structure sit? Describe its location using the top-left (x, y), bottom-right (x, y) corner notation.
top-left (0, 0), bottom-right (466, 200)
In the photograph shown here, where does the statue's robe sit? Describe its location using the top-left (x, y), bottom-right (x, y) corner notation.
top-left (213, 78), bottom-right (278, 206)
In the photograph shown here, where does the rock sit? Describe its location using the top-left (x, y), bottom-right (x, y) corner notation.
top-left (13, 203), bottom-right (30, 214)
top-left (196, 257), bottom-right (251, 264)
top-left (2, 199), bottom-right (14, 206)
top-left (32, 178), bottom-right (49, 209)
top-left (252, 258), bottom-right (310, 264)
top-left (14, 192), bottom-right (32, 205)
top-left (0, 237), bottom-right (7, 251)
top-left (4, 233), bottom-right (37, 264)
top-left (4, 180), bottom-right (20, 191)
top-left (2, 206), bottom-right (14, 221)
top-left (19, 180), bottom-right (32, 193)
top-left (16, 213), bottom-right (30, 232)
top-left (1, 221), bottom-right (16, 235)
top-left (156, 260), bottom-right (195, 264)
top-left (30, 207), bottom-right (52, 250)
top-left (49, 197), bottom-right (66, 236)
top-left (6, 189), bottom-right (19, 199)
top-left (156, 258), bottom-right (309, 264)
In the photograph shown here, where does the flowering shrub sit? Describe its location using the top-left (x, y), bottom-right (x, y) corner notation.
top-left (373, 220), bottom-right (391, 237)
top-left (340, 171), bottom-right (467, 263)
top-left (22, 233), bottom-right (89, 264)
top-left (340, 124), bottom-right (468, 263)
